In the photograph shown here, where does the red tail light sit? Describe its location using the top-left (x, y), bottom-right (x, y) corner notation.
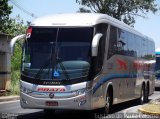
top-left (26, 27), bottom-right (32, 38)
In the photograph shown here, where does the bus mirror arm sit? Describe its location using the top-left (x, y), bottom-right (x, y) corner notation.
top-left (91, 33), bottom-right (103, 56)
top-left (10, 34), bottom-right (26, 56)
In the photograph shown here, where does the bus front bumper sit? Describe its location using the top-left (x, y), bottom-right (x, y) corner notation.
top-left (20, 92), bottom-right (92, 110)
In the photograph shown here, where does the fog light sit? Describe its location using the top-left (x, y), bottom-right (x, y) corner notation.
top-left (86, 81), bottom-right (93, 91)
top-left (76, 88), bottom-right (86, 95)
top-left (78, 100), bottom-right (86, 106)
top-left (22, 98), bottom-right (28, 104)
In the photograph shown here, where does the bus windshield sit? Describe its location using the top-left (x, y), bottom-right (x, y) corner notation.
top-left (22, 27), bottom-right (93, 81)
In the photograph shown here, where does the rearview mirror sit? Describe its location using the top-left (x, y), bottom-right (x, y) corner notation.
top-left (10, 34), bottom-right (26, 55)
top-left (91, 33), bottom-right (103, 56)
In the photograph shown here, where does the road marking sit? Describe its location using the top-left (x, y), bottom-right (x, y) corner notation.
top-left (0, 100), bottom-right (20, 105)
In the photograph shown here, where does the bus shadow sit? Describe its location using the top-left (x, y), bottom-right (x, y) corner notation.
top-left (17, 110), bottom-right (95, 119)
top-left (155, 87), bottom-right (160, 91)
top-left (18, 96), bottom-right (157, 119)
top-left (17, 111), bottom-right (44, 119)
top-left (17, 99), bottom-right (143, 119)
top-left (109, 99), bottom-right (140, 114)
top-left (17, 100), bottom-right (140, 119)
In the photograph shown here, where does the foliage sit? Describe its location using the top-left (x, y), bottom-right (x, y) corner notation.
top-left (10, 29), bottom-right (23, 95)
top-left (10, 33), bottom-right (23, 95)
top-left (11, 40), bottom-right (22, 71)
top-left (10, 15), bottom-right (26, 76)
top-left (10, 16), bottom-right (27, 95)
top-left (5, 15), bottom-right (27, 36)
top-left (0, 1), bottom-right (27, 95)
top-left (10, 70), bottom-right (20, 95)
top-left (0, 0), bottom-right (13, 33)
top-left (0, 0), bottom-right (27, 35)
top-left (76, 0), bottom-right (159, 26)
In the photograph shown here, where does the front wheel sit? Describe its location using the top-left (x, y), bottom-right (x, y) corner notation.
top-left (104, 92), bottom-right (111, 114)
top-left (100, 90), bottom-right (113, 115)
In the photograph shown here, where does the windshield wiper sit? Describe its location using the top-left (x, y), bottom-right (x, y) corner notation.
top-left (34, 57), bottom-right (71, 81)
top-left (52, 28), bottom-right (70, 80)
top-left (34, 43), bottom-right (54, 80)
top-left (55, 57), bottom-right (70, 80)
top-left (34, 58), bottom-right (51, 80)
top-left (34, 28), bottom-right (70, 81)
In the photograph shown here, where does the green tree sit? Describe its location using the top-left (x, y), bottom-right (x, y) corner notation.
top-left (76, 0), bottom-right (159, 26)
top-left (0, 1), bottom-right (27, 95)
top-left (6, 15), bottom-right (27, 36)
top-left (10, 16), bottom-right (27, 74)
top-left (10, 40), bottom-right (22, 95)
top-left (0, 0), bottom-right (13, 33)
top-left (9, 16), bottom-right (27, 95)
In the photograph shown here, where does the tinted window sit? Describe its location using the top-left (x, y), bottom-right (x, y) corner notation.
top-left (94, 23), bottom-right (108, 72)
top-left (118, 29), bottom-right (128, 55)
top-left (108, 26), bottom-right (118, 59)
top-left (127, 32), bottom-right (137, 57)
top-left (134, 35), bottom-right (142, 58)
top-left (108, 27), bottom-right (154, 59)
top-left (22, 27), bottom-right (93, 80)
top-left (142, 38), bottom-right (147, 58)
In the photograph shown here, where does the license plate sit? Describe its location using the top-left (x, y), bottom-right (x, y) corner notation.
top-left (46, 101), bottom-right (58, 106)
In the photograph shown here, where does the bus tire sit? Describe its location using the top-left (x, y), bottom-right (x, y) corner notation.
top-left (145, 83), bottom-right (149, 103)
top-left (103, 88), bottom-right (113, 115)
top-left (139, 85), bottom-right (145, 104)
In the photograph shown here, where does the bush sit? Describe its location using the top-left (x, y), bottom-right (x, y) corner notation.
top-left (10, 70), bottom-right (20, 95)
top-left (9, 42), bottom-right (22, 96)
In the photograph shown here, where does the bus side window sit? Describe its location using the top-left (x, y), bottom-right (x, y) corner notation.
top-left (116, 29), bottom-right (130, 56)
top-left (135, 35), bottom-right (141, 58)
top-left (127, 32), bottom-right (137, 57)
top-left (108, 26), bottom-right (118, 59)
top-left (94, 23), bottom-right (108, 73)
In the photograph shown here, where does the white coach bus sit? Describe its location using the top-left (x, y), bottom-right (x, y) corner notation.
top-left (11, 13), bottom-right (155, 114)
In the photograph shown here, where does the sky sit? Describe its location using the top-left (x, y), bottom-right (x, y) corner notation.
top-left (8, 0), bottom-right (160, 49)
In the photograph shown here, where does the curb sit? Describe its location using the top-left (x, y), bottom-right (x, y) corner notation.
top-left (138, 100), bottom-right (160, 116)
top-left (138, 107), bottom-right (160, 116)
top-left (0, 96), bottom-right (20, 102)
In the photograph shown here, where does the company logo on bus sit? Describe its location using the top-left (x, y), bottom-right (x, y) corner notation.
top-left (49, 93), bottom-right (55, 98)
top-left (116, 58), bottom-right (128, 71)
top-left (37, 87), bottom-right (65, 92)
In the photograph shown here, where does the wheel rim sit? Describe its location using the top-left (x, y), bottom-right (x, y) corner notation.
top-left (105, 94), bottom-right (110, 113)
top-left (141, 87), bottom-right (144, 103)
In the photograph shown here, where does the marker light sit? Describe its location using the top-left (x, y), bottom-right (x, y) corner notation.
top-left (26, 27), bottom-right (32, 38)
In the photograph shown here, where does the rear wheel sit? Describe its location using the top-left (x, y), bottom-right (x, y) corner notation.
top-left (145, 83), bottom-right (149, 103)
top-left (139, 85), bottom-right (148, 104)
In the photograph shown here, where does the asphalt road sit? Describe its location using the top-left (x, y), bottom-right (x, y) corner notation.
top-left (0, 89), bottom-right (160, 119)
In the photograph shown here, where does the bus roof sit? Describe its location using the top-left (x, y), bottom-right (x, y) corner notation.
top-left (31, 13), bottom-right (154, 42)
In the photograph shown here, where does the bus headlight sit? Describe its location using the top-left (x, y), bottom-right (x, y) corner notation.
top-left (20, 85), bottom-right (32, 94)
top-left (86, 81), bottom-right (93, 91)
top-left (76, 88), bottom-right (86, 95)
